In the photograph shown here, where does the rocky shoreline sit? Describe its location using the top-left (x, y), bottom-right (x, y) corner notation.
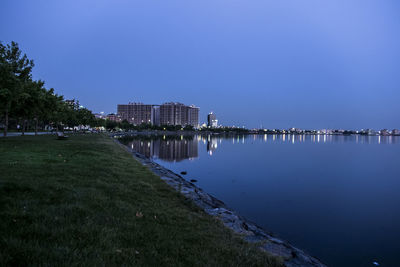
top-left (114, 137), bottom-right (327, 267)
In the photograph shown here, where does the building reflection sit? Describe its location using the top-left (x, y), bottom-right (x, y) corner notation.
top-left (159, 139), bottom-right (198, 162)
top-left (207, 137), bottom-right (218, 155)
top-left (128, 137), bottom-right (198, 162)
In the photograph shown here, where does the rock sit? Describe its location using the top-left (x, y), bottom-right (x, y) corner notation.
top-left (181, 171), bottom-right (187, 175)
top-left (190, 179), bottom-right (197, 183)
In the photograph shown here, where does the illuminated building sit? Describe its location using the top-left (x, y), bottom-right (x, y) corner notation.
top-left (207, 112), bottom-right (218, 128)
top-left (117, 102), bottom-right (199, 127)
top-left (159, 102), bottom-right (199, 127)
top-left (117, 103), bottom-right (153, 125)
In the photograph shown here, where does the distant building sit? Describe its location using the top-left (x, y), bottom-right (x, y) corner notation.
top-left (318, 129), bottom-right (333, 135)
top-left (392, 129), bottom-right (400, 136)
top-left (160, 102), bottom-right (185, 126)
top-left (152, 106), bottom-right (160, 126)
top-left (94, 113), bottom-right (106, 119)
top-left (207, 112), bottom-right (218, 128)
top-left (107, 113), bottom-right (121, 122)
top-left (117, 103), bottom-right (154, 125)
top-left (160, 102), bottom-right (199, 127)
top-left (289, 127), bottom-right (303, 134)
top-left (360, 129), bottom-right (379, 136)
top-left (380, 129), bottom-right (390, 136)
top-left (188, 105), bottom-right (199, 127)
top-left (117, 102), bottom-right (199, 127)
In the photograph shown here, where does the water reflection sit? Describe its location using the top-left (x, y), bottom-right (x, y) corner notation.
top-left (122, 134), bottom-right (399, 162)
top-left (250, 134), bottom-right (399, 145)
top-left (126, 136), bottom-right (198, 162)
top-left (119, 133), bottom-right (400, 266)
top-left (207, 137), bottom-right (218, 155)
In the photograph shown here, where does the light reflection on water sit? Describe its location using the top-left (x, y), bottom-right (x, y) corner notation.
top-left (124, 134), bottom-right (399, 162)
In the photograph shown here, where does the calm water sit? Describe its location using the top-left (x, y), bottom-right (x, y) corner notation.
top-left (122, 134), bottom-right (400, 267)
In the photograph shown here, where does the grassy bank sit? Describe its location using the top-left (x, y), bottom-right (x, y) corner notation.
top-left (0, 134), bottom-right (282, 266)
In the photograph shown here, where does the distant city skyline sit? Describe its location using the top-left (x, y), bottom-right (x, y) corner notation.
top-left (1, 0), bottom-right (399, 129)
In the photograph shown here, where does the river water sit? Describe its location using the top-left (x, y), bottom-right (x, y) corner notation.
top-left (121, 134), bottom-right (400, 267)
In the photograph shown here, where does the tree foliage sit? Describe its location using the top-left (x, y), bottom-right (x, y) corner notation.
top-left (0, 41), bottom-right (97, 136)
top-left (0, 41), bottom-right (35, 136)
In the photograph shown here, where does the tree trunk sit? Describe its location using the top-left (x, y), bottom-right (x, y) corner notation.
top-left (22, 120), bottom-right (26, 136)
top-left (3, 109), bottom-right (8, 137)
top-left (35, 118), bottom-right (38, 135)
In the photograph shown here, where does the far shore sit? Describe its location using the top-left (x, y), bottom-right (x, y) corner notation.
top-left (111, 129), bottom-right (400, 137)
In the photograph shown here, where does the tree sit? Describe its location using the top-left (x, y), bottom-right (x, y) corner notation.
top-left (91, 118), bottom-right (106, 128)
top-left (120, 119), bottom-right (131, 130)
top-left (60, 102), bottom-right (77, 130)
top-left (184, 125), bottom-right (194, 131)
top-left (76, 108), bottom-right (95, 128)
top-left (105, 120), bottom-right (118, 130)
top-left (29, 80), bottom-right (48, 135)
top-left (1, 41), bottom-right (101, 135)
top-left (0, 41), bottom-right (34, 136)
top-left (13, 79), bottom-right (44, 135)
top-left (41, 88), bottom-right (63, 131)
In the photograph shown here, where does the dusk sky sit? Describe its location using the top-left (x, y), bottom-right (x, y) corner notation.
top-left (1, 0), bottom-right (399, 129)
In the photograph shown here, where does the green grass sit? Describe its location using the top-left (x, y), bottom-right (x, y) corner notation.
top-left (0, 134), bottom-right (282, 267)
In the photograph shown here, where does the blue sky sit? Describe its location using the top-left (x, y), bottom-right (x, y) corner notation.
top-left (1, 0), bottom-right (399, 129)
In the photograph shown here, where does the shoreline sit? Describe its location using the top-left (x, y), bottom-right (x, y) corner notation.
top-left (114, 136), bottom-right (327, 267)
